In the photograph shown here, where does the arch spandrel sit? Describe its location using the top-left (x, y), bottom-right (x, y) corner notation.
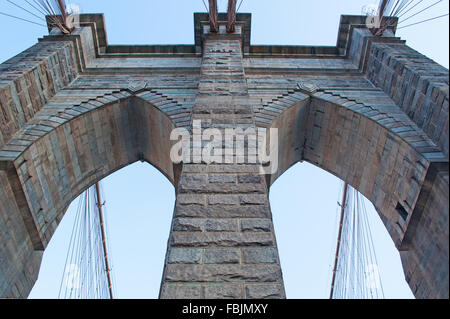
top-left (267, 88), bottom-right (449, 297)
top-left (0, 94), bottom-right (181, 254)
top-left (267, 87), bottom-right (446, 248)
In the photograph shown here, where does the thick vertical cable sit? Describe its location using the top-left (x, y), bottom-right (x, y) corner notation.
top-left (330, 183), bottom-right (348, 299)
top-left (95, 182), bottom-right (114, 299)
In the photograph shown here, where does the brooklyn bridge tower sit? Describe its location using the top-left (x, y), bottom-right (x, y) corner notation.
top-left (0, 0), bottom-right (448, 298)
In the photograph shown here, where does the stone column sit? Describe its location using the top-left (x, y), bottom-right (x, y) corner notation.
top-left (159, 36), bottom-right (286, 299)
top-left (366, 41), bottom-right (449, 299)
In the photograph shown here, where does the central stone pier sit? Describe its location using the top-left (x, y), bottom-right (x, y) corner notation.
top-left (159, 28), bottom-right (285, 299)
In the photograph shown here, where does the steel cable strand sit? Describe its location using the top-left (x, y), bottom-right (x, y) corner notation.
top-left (58, 191), bottom-right (83, 298)
top-left (80, 191), bottom-right (90, 298)
top-left (329, 182), bottom-right (344, 297)
top-left (397, 0), bottom-right (425, 18)
top-left (356, 192), bottom-right (369, 298)
top-left (360, 193), bottom-right (385, 298)
top-left (357, 192), bottom-right (374, 298)
top-left (354, 191), bottom-right (364, 298)
top-left (398, 0), bottom-right (444, 25)
top-left (361, 196), bottom-right (378, 298)
top-left (343, 188), bottom-right (353, 298)
top-left (6, 0), bottom-right (45, 21)
top-left (333, 210), bottom-right (346, 298)
top-left (72, 190), bottom-right (89, 298)
top-left (338, 186), bottom-right (352, 298)
top-left (72, 191), bottom-right (88, 298)
top-left (90, 187), bottom-right (102, 298)
top-left (92, 186), bottom-right (108, 298)
top-left (348, 189), bottom-right (358, 298)
top-left (94, 183), bottom-right (114, 298)
top-left (101, 185), bottom-right (114, 295)
top-left (353, 189), bottom-right (364, 298)
top-left (394, 0), bottom-right (416, 16)
top-left (101, 187), bottom-right (113, 298)
top-left (334, 197), bottom-right (346, 298)
top-left (357, 195), bottom-right (372, 298)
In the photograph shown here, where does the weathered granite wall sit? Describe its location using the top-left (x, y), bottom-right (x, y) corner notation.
top-left (159, 37), bottom-right (285, 299)
top-left (0, 14), bottom-right (447, 299)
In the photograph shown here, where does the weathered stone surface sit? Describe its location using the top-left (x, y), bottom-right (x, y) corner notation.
top-left (203, 248), bottom-right (240, 264)
top-left (164, 264), bottom-right (282, 282)
top-left (160, 284), bottom-right (202, 299)
top-left (399, 165), bottom-right (449, 299)
top-left (168, 248), bottom-right (202, 264)
top-left (208, 194), bottom-right (240, 205)
top-left (241, 219), bottom-right (273, 232)
top-left (171, 232), bottom-right (274, 247)
top-left (204, 284), bottom-right (242, 299)
top-left (179, 174), bottom-right (208, 192)
top-left (178, 194), bottom-right (205, 205)
top-left (0, 13), bottom-right (447, 300)
top-left (245, 284), bottom-right (286, 299)
top-left (242, 248), bottom-right (279, 264)
top-left (159, 35), bottom-right (286, 299)
top-left (182, 164), bottom-right (260, 174)
top-left (174, 204), bottom-right (271, 218)
top-left (239, 194), bottom-right (267, 205)
top-left (205, 219), bottom-right (238, 232)
top-left (238, 174), bottom-right (263, 183)
top-left (173, 218), bottom-right (204, 232)
top-left (209, 174), bottom-right (236, 183)
top-left (189, 182), bottom-right (266, 194)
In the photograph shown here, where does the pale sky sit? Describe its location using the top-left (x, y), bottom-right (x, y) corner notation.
top-left (0, 0), bottom-right (448, 299)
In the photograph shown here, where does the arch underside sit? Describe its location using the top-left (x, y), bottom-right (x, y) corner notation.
top-left (0, 70), bottom-right (447, 298)
top-left (0, 92), bottom-right (183, 297)
top-left (260, 81), bottom-right (448, 298)
top-left (245, 73), bottom-right (445, 246)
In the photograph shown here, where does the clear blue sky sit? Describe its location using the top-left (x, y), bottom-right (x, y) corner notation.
top-left (0, 0), bottom-right (448, 299)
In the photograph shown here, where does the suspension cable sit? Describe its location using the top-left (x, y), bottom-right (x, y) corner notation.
top-left (398, 0), bottom-right (444, 24)
top-left (398, 13), bottom-right (449, 28)
top-left (59, 182), bottom-right (114, 299)
top-left (0, 10), bottom-right (46, 27)
top-left (330, 185), bottom-right (385, 299)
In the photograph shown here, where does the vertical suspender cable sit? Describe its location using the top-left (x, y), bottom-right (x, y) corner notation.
top-left (95, 182), bottom-right (114, 299)
top-left (329, 182), bottom-right (348, 299)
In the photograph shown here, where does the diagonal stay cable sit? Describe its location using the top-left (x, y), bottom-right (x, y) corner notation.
top-left (0, 10), bottom-right (46, 26)
top-left (6, 0), bottom-right (45, 21)
top-left (201, 0), bottom-right (209, 14)
top-left (397, 0), bottom-right (425, 18)
top-left (394, 0), bottom-right (415, 16)
top-left (237, 0), bottom-right (244, 12)
top-left (398, 13), bottom-right (449, 28)
top-left (389, 0), bottom-right (403, 17)
top-left (398, 0), bottom-right (444, 24)
top-left (24, 0), bottom-right (48, 16)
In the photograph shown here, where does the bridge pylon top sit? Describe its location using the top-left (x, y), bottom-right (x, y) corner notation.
top-left (43, 12), bottom-right (399, 58)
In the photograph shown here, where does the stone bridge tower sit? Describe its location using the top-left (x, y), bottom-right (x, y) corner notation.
top-left (0, 12), bottom-right (448, 299)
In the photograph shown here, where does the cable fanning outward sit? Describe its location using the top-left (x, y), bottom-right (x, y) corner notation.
top-left (330, 183), bottom-right (385, 299)
top-left (0, 0), bottom-right (76, 33)
top-left (367, 0), bottom-right (449, 35)
top-left (58, 182), bottom-right (114, 299)
top-left (1, 0), bottom-right (447, 34)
